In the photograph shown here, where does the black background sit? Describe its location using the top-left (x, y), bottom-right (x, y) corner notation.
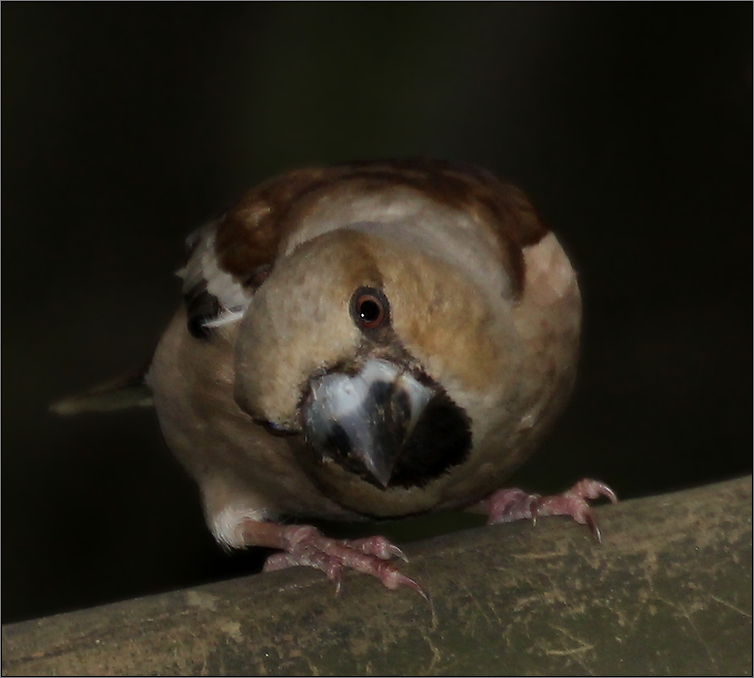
top-left (3, 4), bottom-right (751, 623)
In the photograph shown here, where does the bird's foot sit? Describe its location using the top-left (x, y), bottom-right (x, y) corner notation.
top-left (481, 478), bottom-right (617, 542)
top-left (259, 524), bottom-right (426, 597)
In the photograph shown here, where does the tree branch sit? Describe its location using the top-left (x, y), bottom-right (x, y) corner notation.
top-left (2, 476), bottom-right (751, 676)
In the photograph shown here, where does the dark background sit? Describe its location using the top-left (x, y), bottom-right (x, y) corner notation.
top-left (3, 4), bottom-right (751, 624)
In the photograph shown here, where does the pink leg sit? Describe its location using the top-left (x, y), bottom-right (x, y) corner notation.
top-left (479, 478), bottom-right (618, 543)
top-left (239, 521), bottom-right (426, 598)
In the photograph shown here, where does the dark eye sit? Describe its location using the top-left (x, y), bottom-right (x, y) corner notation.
top-left (350, 287), bottom-right (389, 329)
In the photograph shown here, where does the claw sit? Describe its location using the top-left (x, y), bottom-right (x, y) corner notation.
top-left (252, 523), bottom-right (425, 597)
top-left (386, 571), bottom-right (428, 600)
top-left (392, 546), bottom-right (410, 563)
top-left (584, 512), bottom-right (602, 544)
top-left (484, 477), bottom-right (617, 542)
top-left (350, 535), bottom-right (411, 563)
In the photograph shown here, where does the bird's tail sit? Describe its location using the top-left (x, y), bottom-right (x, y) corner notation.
top-left (50, 362), bottom-right (154, 415)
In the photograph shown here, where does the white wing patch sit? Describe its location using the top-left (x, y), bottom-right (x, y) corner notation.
top-left (179, 222), bottom-right (252, 332)
top-left (202, 307), bottom-right (246, 329)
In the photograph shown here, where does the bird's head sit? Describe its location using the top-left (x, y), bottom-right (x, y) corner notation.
top-left (233, 227), bottom-right (518, 517)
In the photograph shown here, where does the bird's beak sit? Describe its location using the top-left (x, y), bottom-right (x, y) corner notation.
top-left (302, 359), bottom-right (436, 488)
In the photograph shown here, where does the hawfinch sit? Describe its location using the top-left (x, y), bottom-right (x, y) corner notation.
top-left (56, 159), bottom-right (615, 595)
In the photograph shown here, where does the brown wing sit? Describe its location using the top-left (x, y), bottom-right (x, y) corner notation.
top-left (184, 159), bottom-right (547, 337)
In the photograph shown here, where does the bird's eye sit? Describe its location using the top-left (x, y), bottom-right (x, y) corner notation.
top-left (350, 287), bottom-right (389, 329)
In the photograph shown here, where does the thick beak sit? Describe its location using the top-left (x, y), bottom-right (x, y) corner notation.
top-left (302, 359), bottom-right (435, 488)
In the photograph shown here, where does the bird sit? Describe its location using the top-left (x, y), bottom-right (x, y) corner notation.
top-left (53, 158), bottom-right (615, 596)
